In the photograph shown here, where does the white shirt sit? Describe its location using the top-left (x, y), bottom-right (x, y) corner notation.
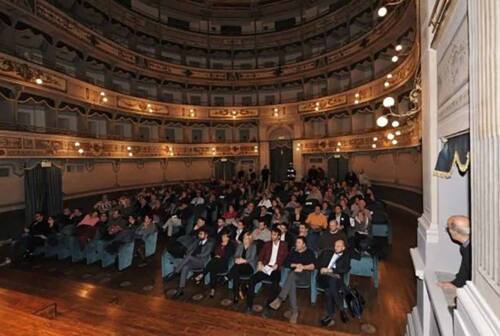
top-left (268, 241), bottom-right (280, 266)
top-left (280, 233), bottom-right (286, 241)
top-left (327, 252), bottom-right (343, 270)
top-left (258, 199), bottom-right (272, 208)
top-left (191, 197), bottom-right (205, 206)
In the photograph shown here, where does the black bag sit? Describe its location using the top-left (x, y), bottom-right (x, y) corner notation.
top-left (344, 287), bottom-right (365, 319)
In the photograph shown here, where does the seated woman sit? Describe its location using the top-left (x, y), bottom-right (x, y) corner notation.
top-left (227, 232), bottom-right (257, 303)
top-left (74, 211), bottom-right (100, 249)
top-left (223, 204), bottom-right (238, 226)
top-left (196, 229), bottom-right (235, 297)
top-left (351, 210), bottom-right (372, 252)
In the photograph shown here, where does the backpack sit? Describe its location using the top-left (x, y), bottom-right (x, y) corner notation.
top-left (344, 287), bottom-right (365, 319)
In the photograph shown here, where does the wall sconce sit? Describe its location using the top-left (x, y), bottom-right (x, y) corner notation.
top-left (254, 145), bottom-right (258, 153)
top-left (74, 142), bottom-right (80, 147)
top-left (391, 120), bottom-right (400, 128)
top-left (35, 78), bottom-right (43, 85)
top-left (78, 148), bottom-right (84, 154)
top-left (377, 0), bottom-right (405, 17)
top-left (128, 152), bottom-right (133, 157)
top-left (189, 108), bottom-right (195, 117)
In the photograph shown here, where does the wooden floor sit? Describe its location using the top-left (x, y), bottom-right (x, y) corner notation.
top-left (0, 207), bottom-right (417, 335)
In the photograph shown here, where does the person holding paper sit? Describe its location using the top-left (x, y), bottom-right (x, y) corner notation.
top-left (245, 227), bottom-right (288, 313)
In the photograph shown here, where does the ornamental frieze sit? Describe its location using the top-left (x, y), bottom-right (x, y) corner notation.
top-left (209, 109), bottom-right (259, 118)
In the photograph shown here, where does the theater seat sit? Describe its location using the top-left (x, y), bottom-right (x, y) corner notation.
top-left (347, 253), bottom-right (379, 288)
top-left (101, 241), bottom-right (135, 271)
top-left (144, 231), bottom-right (158, 258)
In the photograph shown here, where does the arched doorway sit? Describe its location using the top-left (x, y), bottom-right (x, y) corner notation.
top-left (268, 126), bottom-right (293, 183)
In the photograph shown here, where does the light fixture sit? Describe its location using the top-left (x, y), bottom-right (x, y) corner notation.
top-left (354, 93), bottom-right (360, 98)
top-left (147, 103), bottom-right (151, 108)
top-left (74, 142), bottom-right (80, 147)
top-left (395, 130), bottom-right (401, 136)
top-left (128, 152), bottom-right (133, 157)
top-left (337, 142), bottom-right (342, 146)
top-left (395, 44), bottom-right (403, 52)
top-left (387, 133), bottom-right (395, 140)
top-left (387, 74), bottom-right (393, 79)
top-left (384, 81), bottom-right (390, 88)
top-left (354, 99), bottom-right (359, 104)
top-left (315, 102), bottom-right (320, 106)
top-left (392, 139), bottom-right (398, 145)
top-left (391, 55), bottom-right (399, 63)
top-left (376, 115), bottom-right (389, 127)
top-left (377, 6), bottom-right (388, 17)
top-left (148, 108), bottom-right (153, 113)
top-left (78, 148), bottom-right (84, 154)
top-left (391, 120), bottom-right (400, 128)
top-left (232, 115), bottom-right (236, 119)
top-left (102, 96), bottom-right (108, 103)
top-left (373, 137), bottom-right (378, 141)
top-left (315, 106), bottom-right (320, 111)
top-left (372, 144), bottom-right (377, 148)
top-left (336, 148), bottom-right (340, 152)
top-left (100, 91), bottom-right (106, 96)
top-left (127, 146), bottom-right (132, 151)
top-left (383, 97), bottom-right (396, 108)
top-left (35, 78), bottom-right (43, 85)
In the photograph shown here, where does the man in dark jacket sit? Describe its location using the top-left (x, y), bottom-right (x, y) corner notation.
top-left (316, 239), bottom-right (351, 327)
top-left (438, 216), bottom-right (471, 289)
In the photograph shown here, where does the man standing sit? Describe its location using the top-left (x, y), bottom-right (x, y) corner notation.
top-left (261, 165), bottom-right (270, 189)
top-left (438, 215), bottom-right (471, 289)
top-left (268, 237), bottom-right (316, 323)
top-left (246, 227), bottom-right (288, 313)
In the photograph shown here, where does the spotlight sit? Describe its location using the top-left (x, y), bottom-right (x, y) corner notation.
top-left (391, 120), bottom-right (400, 128)
top-left (372, 144), bottom-right (377, 148)
top-left (383, 97), bottom-right (395, 107)
top-left (78, 148), bottom-right (84, 154)
top-left (35, 78), bottom-right (43, 85)
top-left (392, 139), bottom-right (398, 145)
top-left (395, 44), bottom-right (403, 51)
top-left (395, 130), bottom-right (401, 136)
top-left (377, 6), bottom-right (388, 17)
top-left (391, 55), bottom-right (399, 63)
top-left (376, 115), bottom-right (389, 127)
top-left (387, 133), bottom-right (395, 140)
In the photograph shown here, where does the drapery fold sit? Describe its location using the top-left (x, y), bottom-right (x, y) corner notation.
top-left (433, 133), bottom-right (470, 178)
top-left (24, 164), bottom-right (63, 224)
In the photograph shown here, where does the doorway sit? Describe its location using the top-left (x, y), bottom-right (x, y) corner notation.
top-left (269, 140), bottom-right (293, 183)
top-left (327, 156), bottom-right (349, 181)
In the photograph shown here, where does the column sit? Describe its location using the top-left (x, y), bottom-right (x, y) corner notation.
top-left (455, 1), bottom-right (500, 333)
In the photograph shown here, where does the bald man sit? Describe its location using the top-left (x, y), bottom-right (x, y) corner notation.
top-left (438, 215), bottom-right (471, 289)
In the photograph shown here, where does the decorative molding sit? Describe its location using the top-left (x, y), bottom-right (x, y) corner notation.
top-left (209, 108), bottom-right (259, 118)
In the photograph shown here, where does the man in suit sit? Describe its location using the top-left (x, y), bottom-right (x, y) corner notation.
top-left (166, 228), bottom-right (215, 298)
top-left (317, 239), bottom-right (351, 327)
top-left (438, 215), bottom-right (471, 289)
top-left (246, 227), bottom-right (288, 313)
top-left (277, 222), bottom-right (296, 251)
top-left (332, 204), bottom-right (351, 235)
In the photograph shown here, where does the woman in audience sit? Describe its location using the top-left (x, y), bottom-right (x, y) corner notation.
top-left (352, 210), bottom-right (372, 252)
top-left (196, 230), bottom-right (235, 297)
top-left (228, 232), bottom-right (257, 303)
top-left (223, 204), bottom-right (238, 225)
top-left (74, 210), bottom-right (100, 249)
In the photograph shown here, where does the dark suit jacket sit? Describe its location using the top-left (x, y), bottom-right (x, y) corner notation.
top-left (258, 241), bottom-right (288, 269)
top-left (318, 230), bottom-right (348, 252)
top-left (316, 249), bottom-right (352, 289)
top-left (330, 213), bottom-right (350, 231)
top-left (451, 242), bottom-right (471, 287)
top-left (186, 238), bottom-right (215, 264)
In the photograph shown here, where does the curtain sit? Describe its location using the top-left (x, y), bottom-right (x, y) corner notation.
top-left (24, 164), bottom-right (63, 224)
top-left (269, 141), bottom-right (293, 182)
top-left (433, 133), bottom-right (470, 178)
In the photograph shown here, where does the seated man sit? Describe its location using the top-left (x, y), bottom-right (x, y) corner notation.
top-left (298, 223), bottom-right (318, 253)
top-left (165, 228), bottom-right (215, 298)
top-left (268, 236), bottom-right (316, 323)
top-left (438, 215), bottom-right (471, 289)
top-left (332, 204), bottom-right (351, 234)
top-left (245, 227), bottom-right (288, 313)
top-left (162, 202), bottom-right (189, 237)
top-left (318, 219), bottom-right (348, 252)
top-left (251, 220), bottom-right (271, 245)
top-left (277, 222), bottom-right (296, 251)
top-left (10, 212), bottom-right (50, 260)
top-left (317, 239), bottom-right (351, 327)
top-left (74, 211), bottom-right (100, 249)
top-left (305, 205), bottom-right (328, 232)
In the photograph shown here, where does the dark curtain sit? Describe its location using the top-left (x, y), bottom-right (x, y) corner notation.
top-left (214, 160), bottom-right (235, 182)
top-left (327, 157), bottom-right (349, 180)
top-left (434, 133), bottom-right (470, 178)
top-left (24, 164), bottom-right (63, 224)
top-left (269, 141), bottom-right (293, 183)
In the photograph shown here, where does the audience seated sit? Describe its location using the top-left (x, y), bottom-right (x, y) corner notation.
top-left (268, 236), bottom-right (316, 323)
top-left (318, 219), bottom-right (348, 252)
top-left (245, 227), bottom-right (288, 313)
